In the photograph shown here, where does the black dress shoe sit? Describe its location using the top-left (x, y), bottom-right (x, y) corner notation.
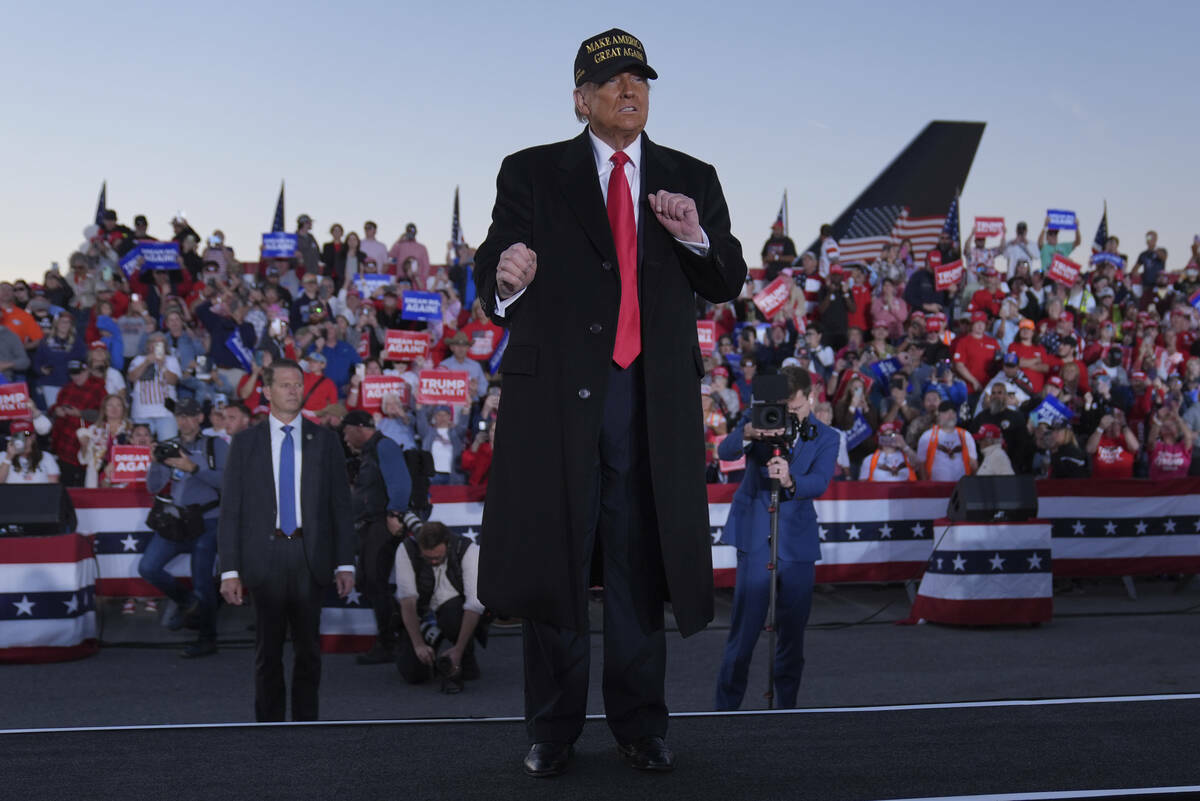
top-left (523, 742), bottom-right (572, 778)
top-left (617, 736), bottom-right (675, 772)
top-left (180, 639), bottom-right (217, 658)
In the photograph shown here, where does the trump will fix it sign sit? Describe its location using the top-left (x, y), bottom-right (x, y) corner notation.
top-left (0, 383), bottom-right (31, 420)
top-left (417, 371), bottom-right (469, 405)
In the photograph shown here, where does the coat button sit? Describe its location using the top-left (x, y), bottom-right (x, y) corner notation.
top-left (601, 261), bottom-right (613, 271)
top-left (578, 388), bottom-right (591, 399)
top-left (589, 323), bottom-right (602, 334)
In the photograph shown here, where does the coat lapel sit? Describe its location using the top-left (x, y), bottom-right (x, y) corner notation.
top-left (639, 132), bottom-right (680, 321)
top-left (300, 418), bottom-right (318, 520)
top-left (558, 129), bottom-right (617, 265)
top-left (255, 421), bottom-right (278, 521)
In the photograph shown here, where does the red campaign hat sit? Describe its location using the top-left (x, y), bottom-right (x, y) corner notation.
top-left (829, 264), bottom-right (845, 276)
top-left (1144, 318), bottom-right (1159, 328)
top-left (1059, 311), bottom-right (1074, 324)
top-left (925, 313), bottom-right (946, 333)
top-left (9, 419), bottom-right (33, 434)
top-left (879, 420), bottom-right (903, 434)
top-left (971, 310), bottom-right (989, 324)
top-left (975, 423), bottom-right (1003, 441)
top-left (1122, 320), bottom-right (1136, 330)
top-left (1047, 376), bottom-right (1064, 388)
top-left (982, 268), bottom-right (999, 278)
top-left (88, 340), bottom-right (108, 350)
top-left (711, 365), bottom-right (730, 379)
top-left (1132, 371), bottom-right (1148, 382)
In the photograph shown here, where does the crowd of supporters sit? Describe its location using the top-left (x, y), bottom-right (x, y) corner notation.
top-left (0, 211), bottom-right (496, 488)
top-left (702, 219), bottom-right (1200, 484)
top-left (2, 208), bottom-right (1199, 489)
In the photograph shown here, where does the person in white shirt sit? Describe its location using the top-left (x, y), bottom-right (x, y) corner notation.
top-left (859, 420), bottom-right (918, 481)
top-left (393, 521), bottom-right (486, 687)
top-left (0, 421), bottom-right (59, 483)
top-left (126, 332), bottom-right (181, 441)
top-left (916, 400), bottom-right (978, 481)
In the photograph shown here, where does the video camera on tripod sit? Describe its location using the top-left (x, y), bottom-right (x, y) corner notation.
top-left (750, 374), bottom-right (817, 454)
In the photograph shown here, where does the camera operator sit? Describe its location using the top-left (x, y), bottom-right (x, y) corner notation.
top-left (341, 411), bottom-right (412, 665)
top-left (139, 397), bottom-right (228, 658)
top-left (394, 521), bottom-right (487, 689)
top-left (714, 365), bottom-right (838, 710)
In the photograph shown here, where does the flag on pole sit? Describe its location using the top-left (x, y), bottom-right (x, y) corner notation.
top-left (941, 195), bottom-right (960, 245)
top-left (773, 191), bottom-right (788, 236)
top-left (450, 187), bottom-right (464, 267)
top-left (94, 181), bottom-right (107, 226)
top-left (1092, 202), bottom-right (1108, 255)
top-left (271, 182), bottom-right (285, 233)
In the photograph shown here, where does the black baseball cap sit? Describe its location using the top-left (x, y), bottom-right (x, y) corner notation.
top-left (173, 397), bottom-right (203, 416)
top-left (342, 410), bottom-right (375, 428)
top-left (67, 360), bottom-right (86, 373)
top-left (574, 28), bottom-right (658, 87)
top-left (937, 400), bottom-right (957, 414)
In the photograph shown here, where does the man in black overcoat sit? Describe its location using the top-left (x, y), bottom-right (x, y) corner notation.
top-left (473, 28), bottom-right (747, 777)
top-left (217, 358), bottom-right (355, 722)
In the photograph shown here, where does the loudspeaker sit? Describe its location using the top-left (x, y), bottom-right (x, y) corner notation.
top-left (0, 484), bottom-right (78, 536)
top-left (947, 475), bottom-right (1038, 522)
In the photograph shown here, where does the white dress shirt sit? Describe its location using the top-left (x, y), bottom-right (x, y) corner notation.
top-left (495, 128), bottom-right (710, 317)
top-left (394, 541), bottom-right (485, 615)
top-left (220, 412), bottom-right (353, 581)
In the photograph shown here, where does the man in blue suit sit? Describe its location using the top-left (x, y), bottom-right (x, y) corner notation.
top-left (714, 365), bottom-right (838, 710)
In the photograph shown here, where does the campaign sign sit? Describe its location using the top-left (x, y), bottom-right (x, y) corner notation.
top-left (1046, 209), bottom-right (1078, 231)
top-left (934, 259), bottom-right (965, 291)
top-left (1047, 254), bottom-right (1082, 286)
top-left (417, 370), bottom-right (469, 406)
top-left (139, 241), bottom-right (180, 271)
top-left (752, 275), bottom-right (791, 319)
top-left (1033, 394), bottom-right (1074, 426)
top-left (401, 291), bottom-right (443, 322)
top-left (468, 330), bottom-right (495, 359)
top-left (714, 435), bottom-right (746, 473)
top-left (225, 331), bottom-right (254, 371)
top-left (261, 232), bottom-right (298, 259)
top-left (844, 410), bottom-right (875, 450)
top-left (357, 330), bottom-right (371, 359)
top-left (360, 375), bottom-right (408, 412)
top-left (353, 274), bottom-right (393, 296)
top-left (868, 356), bottom-right (903, 386)
top-left (110, 446), bottom-right (152, 483)
top-left (384, 330), bottom-right (429, 362)
top-left (696, 320), bottom-right (716, 355)
top-left (118, 248), bottom-right (141, 278)
top-left (0, 382), bottom-right (31, 419)
top-left (973, 217), bottom-right (1005, 239)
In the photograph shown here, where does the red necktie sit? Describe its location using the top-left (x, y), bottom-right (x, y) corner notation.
top-left (607, 151), bottom-right (640, 368)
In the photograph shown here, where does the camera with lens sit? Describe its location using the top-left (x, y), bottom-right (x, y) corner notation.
top-left (750, 374), bottom-right (816, 449)
top-left (154, 438), bottom-right (183, 463)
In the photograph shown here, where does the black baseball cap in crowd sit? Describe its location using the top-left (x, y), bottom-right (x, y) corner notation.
top-left (342, 410), bottom-right (375, 428)
top-left (67, 360), bottom-right (86, 373)
top-left (574, 28), bottom-right (658, 87)
top-left (174, 397), bottom-right (203, 416)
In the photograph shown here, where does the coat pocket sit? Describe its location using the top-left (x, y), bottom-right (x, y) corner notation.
top-left (500, 344), bottom-right (537, 376)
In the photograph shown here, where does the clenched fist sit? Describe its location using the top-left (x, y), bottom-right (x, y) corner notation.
top-left (497, 242), bottom-right (537, 299)
top-left (648, 190), bottom-right (703, 243)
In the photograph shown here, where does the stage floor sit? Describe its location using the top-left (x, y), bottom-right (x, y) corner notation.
top-left (7, 696), bottom-right (1200, 801)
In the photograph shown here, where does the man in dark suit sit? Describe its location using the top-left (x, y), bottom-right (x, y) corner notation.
top-left (474, 28), bottom-right (747, 777)
top-left (217, 358), bottom-right (355, 722)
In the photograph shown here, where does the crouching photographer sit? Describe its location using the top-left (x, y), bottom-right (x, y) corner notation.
top-left (714, 366), bottom-right (838, 710)
top-left (394, 522), bottom-right (488, 692)
top-left (139, 397), bottom-right (228, 658)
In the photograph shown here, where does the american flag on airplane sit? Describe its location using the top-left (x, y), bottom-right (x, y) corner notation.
top-left (270, 181), bottom-right (285, 233)
top-left (837, 205), bottom-right (948, 264)
top-left (941, 195), bottom-right (960, 243)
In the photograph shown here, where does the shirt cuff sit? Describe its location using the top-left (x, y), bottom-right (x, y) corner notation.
top-left (336, 564), bottom-right (355, 575)
top-left (494, 288), bottom-right (526, 318)
top-left (220, 570), bottom-right (239, 580)
top-left (675, 228), bottom-right (710, 255)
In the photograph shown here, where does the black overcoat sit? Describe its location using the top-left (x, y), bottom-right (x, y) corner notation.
top-left (473, 129), bottom-right (747, 636)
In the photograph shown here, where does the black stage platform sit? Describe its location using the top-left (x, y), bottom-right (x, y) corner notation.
top-left (7, 695), bottom-right (1200, 801)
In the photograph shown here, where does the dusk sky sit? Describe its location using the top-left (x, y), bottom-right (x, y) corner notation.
top-left (1, 0), bottom-right (1196, 284)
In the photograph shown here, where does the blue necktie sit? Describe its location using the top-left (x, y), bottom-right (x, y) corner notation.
top-left (279, 424), bottom-right (297, 535)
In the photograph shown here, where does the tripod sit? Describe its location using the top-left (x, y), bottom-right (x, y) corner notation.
top-left (765, 446), bottom-right (782, 710)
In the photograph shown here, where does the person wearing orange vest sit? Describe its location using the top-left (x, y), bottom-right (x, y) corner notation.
top-left (915, 400), bottom-right (977, 481)
top-left (858, 420), bottom-right (918, 481)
